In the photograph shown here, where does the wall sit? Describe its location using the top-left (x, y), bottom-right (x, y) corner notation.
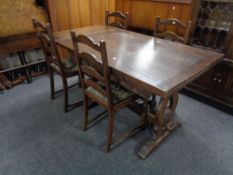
top-left (48, 0), bottom-right (191, 32)
top-left (48, 0), bottom-right (116, 32)
top-left (116, 0), bottom-right (191, 31)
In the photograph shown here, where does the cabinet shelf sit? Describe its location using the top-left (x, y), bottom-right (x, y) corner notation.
top-left (0, 59), bottom-right (46, 74)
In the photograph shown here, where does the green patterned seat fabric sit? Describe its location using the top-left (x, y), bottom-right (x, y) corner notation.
top-left (85, 82), bottom-right (134, 104)
top-left (50, 57), bottom-right (79, 75)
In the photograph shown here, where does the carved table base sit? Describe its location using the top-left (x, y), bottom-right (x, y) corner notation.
top-left (138, 92), bottom-right (180, 159)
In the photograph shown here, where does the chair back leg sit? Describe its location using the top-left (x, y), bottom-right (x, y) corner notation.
top-left (49, 70), bottom-right (55, 100)
top-left (62, 78), bottom-right (69, 113)
top-left (83, 95), bottom-right (89, 131)
top-left (106, 108), bottom-right (114, 152)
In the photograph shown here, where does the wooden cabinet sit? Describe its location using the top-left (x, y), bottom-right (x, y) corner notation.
top-left (187, 0), bottom-right (233, 108)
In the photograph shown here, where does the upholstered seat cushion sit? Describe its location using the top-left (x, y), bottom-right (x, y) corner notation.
top-left (50, 57), bottom-right (79, 74)
top-left (85, 82), bottom-right (134, 104)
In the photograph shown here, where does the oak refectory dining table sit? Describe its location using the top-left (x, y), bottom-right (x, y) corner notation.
top-left (54, 25), bottom-right (224, 159)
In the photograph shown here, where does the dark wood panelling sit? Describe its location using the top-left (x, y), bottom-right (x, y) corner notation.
top-left (48, 0), bottom-right (115, 32)
top-left (116, 0), bottom-right (191, 31)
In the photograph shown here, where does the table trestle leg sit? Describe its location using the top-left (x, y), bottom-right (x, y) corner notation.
top-left (138, 92), bottom-right (180, 159)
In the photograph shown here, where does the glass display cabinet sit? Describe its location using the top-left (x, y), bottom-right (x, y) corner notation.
top-left (187, 0), bottom-right (233, 109)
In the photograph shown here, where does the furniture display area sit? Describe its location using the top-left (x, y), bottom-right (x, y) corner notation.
top-left (0, 0), bottom-right (232, 166)
top-left (54, 25), bottom-right (223, 158)
top-left (0, 0), bottom-right (48, 88)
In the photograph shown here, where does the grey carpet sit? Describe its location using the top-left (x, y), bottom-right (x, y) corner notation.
top-left (0, 75), bottom-right (232, 175)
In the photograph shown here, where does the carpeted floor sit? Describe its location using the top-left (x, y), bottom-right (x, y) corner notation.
top-left (0, 75), bottom-right (233, 175)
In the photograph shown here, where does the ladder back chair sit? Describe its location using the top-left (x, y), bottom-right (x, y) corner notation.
top-left (105, 10), bottom-right (129, 30)
top-left (154, 16), bottom-right (192, 44)
top-left (32, 19), bottom-right (83, 112)
top-left (71, 32), bottom-right (146, 152)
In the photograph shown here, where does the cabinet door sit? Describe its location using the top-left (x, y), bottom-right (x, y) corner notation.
top-left (189, 67), bottom-right (214, 91)
top-left (208, 62), bottom-right (229, 94)
top-left (188, 60), bottom-right (233, 107)
top-left (210, 61), bottom-right (233, 105)
top-left (224, 64), bottom-right (233, 103)
top-left (226, 36), bottom-right (233, 60)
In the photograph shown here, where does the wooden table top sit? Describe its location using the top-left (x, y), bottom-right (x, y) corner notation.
top-left (55, 25), bottom-right (224, 97)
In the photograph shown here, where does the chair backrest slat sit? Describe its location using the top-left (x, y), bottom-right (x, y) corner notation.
top-left (78, 52), bottom-right (102, 72)
top-left (84, 79), bottom-right (107, 97)
top-left (156, 31), bottom-right (184, 43)
top-left (154, 16), bottom-right (192, 44)
top-left (71, 32), bottom-right (113, 105)
top-left (80, 65), bottom-right (106, 84)
top-left (105, 10), bottom-right (128, 30)
top-left (76, 35), bottom-right (102, 51)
